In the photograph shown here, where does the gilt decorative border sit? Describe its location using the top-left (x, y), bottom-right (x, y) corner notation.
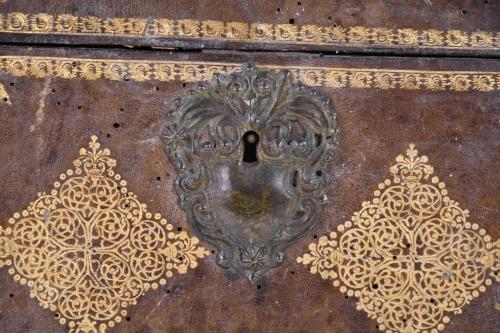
top-left (1, 56), bottom-right (499, 92)
top-left (0, 12), bottom-right (499, 51)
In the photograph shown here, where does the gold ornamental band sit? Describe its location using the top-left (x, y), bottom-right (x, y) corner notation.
top-left (1, 56), bottom-right (499, 92)
top-left (0, 12), bottom-right (499, 51)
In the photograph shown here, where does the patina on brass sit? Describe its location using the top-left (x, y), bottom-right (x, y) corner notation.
top-left (162, 64), bottom-right (339, 280)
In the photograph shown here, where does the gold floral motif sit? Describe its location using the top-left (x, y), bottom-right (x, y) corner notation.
top-left (128, 18), bottom-right (147, 36)
top-left (128, 63), bottom-right (151, 81)
top-left (422, 29), bottom-right (445, 46)
top-left (55, 60), bottom-right (79, 79)
top-left (298, 144), bottom-right (499, 333)
top-left (103, 62), bottom-right (127, 81)
top-left (472, 74), bottom-right (496, 92)
top-left (4, 58), bottom-right (29, 76)
top-left (0, 56), bottom-right (499, 92)
top-left (423, 74), bottom-right (447, 91)
top-left (204, 64), bottom-right (239, 79)
top-left (471, 31), bottom-right (495, 48)
top-left (80, 62), bottom-right (102, 80)
top-left (348, 26), bottom-right (372, 44)
top-left (450, 74), bottom-right (471, 92)
top-left (55, 14), bottom-right (78, 33)
top-left (80, 16), bottom-right (102, 34)
top-left (103, 18), bottom-right (126, 35)
top-left (397, 29), bottom-right (418, 45)
top-left (200, 20), bottom-right (225, 38)
top-left (250, 23), bottom-right (274, 40)
top-left (0, 12), bottom-right (498, 51)
top-left (28, 59), bottom-right (49, 78)
top-left (324, 26), bottom-right (347, 43)
top-left (298, 69), bottom-right (323, 86)
top-left (0, 135), bottom-right (209, 333)
top-left (176, 19), bottom-right (199, 37)
top-left (225, 22), bottom-right (248, 40)
top-left (5, 12), bottom-right (28, 31)
top-left (374, 72), bottom-right (397, 89)
top-left (446, 30), bottom-right (468, 47)
top-left (177, 64), bottom-right (208, 82)
top-left (324, 70), bottom-right (349, 88)
top-left (31, 13), bottom-right (53, 32)
top-left (373, 28), bottom-right (394, 44)
top-left (350, 72), bottom-right (372, 88)
top-left (300, 24), bottom-right (323, 43)
top-left (400, 74), bottom-right (422, 90)
top-left (152, 63), bottom-right (175, 81)
top-left (149, 18), bottom-right (173, 35)
top-left (275, 24), bottom-right (298, 41)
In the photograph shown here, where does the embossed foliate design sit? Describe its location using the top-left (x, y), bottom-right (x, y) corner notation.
top-left (162, 64), bottom-right (339, 280)
top-left (0, 136), bottom-right (209, 333)
top-left (298, 144), bottom-right (499, 333)
top-left (0, 12), bottom-right (499, 51)
top-left (1, 56), bottom-right (499, 92)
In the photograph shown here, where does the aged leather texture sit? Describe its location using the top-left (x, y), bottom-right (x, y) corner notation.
top-left (0, 1), bottom-right (498, 333)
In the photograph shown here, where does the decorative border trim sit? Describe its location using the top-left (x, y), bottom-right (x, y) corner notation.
top-left (1, 56), bottom-right (499, 92)
top-left (0, 12), bottom-right (499, 51)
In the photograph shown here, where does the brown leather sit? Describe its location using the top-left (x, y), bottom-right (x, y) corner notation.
top-left (0, 1), bottom-right (498, 332)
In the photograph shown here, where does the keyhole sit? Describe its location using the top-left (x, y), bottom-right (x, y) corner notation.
top-left (242, 131), bottom-right (259, 162)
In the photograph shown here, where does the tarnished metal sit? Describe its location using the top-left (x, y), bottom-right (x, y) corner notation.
top-left (162, 64), bottom-right (339, 280)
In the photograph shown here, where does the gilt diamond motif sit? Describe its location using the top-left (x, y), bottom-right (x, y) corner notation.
top-left (298, 144), bottom-right (499, 333)
top-left (0, 135), bottom-right (209, 333)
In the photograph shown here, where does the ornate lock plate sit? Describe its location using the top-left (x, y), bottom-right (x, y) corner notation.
top-left (162, 64), bottom-right (339, 280)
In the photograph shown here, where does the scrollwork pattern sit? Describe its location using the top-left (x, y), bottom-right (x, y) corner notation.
top-left (0, 135), bottom-right (209, 333)
top-left (298, 144), bottom-right (499, 333)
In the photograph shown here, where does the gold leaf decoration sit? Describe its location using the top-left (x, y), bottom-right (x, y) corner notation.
top-left (298, 144), bottom-right (499, 333)
top-left (1, 56), bottom-right (499, 92)
top-left (0, 135), bottom-right (209, 333)
top-left (0, 12), bottom-right (498, 51)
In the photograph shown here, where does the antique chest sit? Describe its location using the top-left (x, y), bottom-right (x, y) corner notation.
top-left (0, 1), bottom-right (498, 332)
